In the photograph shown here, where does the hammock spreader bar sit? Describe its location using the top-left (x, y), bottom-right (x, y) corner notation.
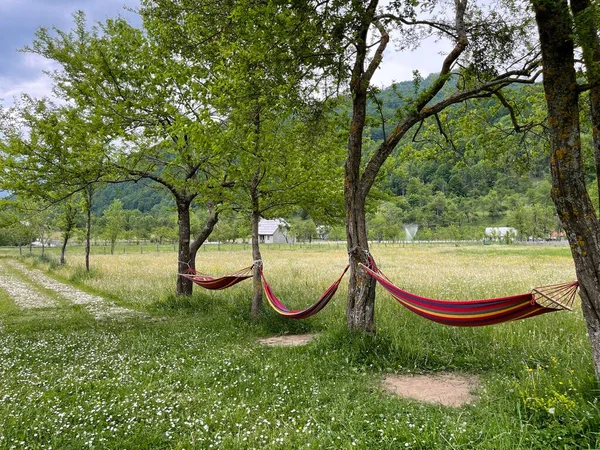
top-left (360, 263), bottom-right (578, 327)
top-left (180, 265), bottom-right (254, 290)
top-left (260, 266), bottom-right (349, 319)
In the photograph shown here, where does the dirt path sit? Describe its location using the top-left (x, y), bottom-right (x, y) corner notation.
top-left (0, 262), bottom-right (58, 309)
top-left (381, 373), bottom-right (480, 407)
top-left (5, 261), bottom-right (146, 321)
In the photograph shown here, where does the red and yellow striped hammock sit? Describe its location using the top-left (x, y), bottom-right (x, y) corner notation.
top-left (180, 265), bottom-right (253, 290)
top-left (180, 258), bottom-right (578, 326)
top-left (361, 262), bottom-right (578, 327)
top-left (260, 266), bottom-right (349, 319)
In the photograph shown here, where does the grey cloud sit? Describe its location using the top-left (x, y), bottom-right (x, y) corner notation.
top-left (1, 0), bottom-right (139, 106)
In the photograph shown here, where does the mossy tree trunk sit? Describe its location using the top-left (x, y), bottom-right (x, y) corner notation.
top-left (532, 0), bottom-right (600, 380)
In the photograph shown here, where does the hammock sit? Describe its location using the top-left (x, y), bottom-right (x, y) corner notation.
top-left (361, 263), bottom-right (578, 327)
top-left (260, 266), bottom-right (349, 319)
top-left (180, 265), bottom-right (254, 290)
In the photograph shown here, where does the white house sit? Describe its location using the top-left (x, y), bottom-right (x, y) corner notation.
top-left (258, 219), bottom-right (291, 244)
top-left (484, 227), bottom-right (518, 239)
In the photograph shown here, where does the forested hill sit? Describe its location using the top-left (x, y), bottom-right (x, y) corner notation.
top-left (94, 74), bottom-right (590, 240)
top-left (93, 179), bottom-right (173, 215)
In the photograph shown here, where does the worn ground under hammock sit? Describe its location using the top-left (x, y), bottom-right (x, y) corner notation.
top-left (0, 245), bottom-right (598, 449)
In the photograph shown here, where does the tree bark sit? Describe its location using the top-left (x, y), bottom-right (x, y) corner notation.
top-left (344, 84), bottom-right (376, 331)
top-left (533, 0), bottom-right (600, 380)
top-left (176, 199), bottom-right (194, 296)
top-left (176, 198), bottom-right (220, 296)
top-left (60, 233), bottom-right (69, 265)
top-left (84, 185), bottom-right (93, 272)
top-left (342, 0), bottom-right (471, 332)
top-left (250, 194), bottom-right (263, 321)
top-left (249, 104), bottom-right (264, 321)
top-left (343, 0), bottom-right (380, 332)
top-left (345, 189), bottom-right (376, 332)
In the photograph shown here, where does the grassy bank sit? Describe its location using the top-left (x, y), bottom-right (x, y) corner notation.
top-left (0, 244), bottom-right (598, 449)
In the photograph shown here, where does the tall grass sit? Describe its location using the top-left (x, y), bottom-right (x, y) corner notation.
top-left (0, 244), bottom-right (598, 449)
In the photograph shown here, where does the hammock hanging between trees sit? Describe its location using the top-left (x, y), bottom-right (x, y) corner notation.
top-left (260, 266), bottom-right (349, 319)
top-left (180, 265), bottom-right (254, 290)
top-left (360, 261), bottom-right (578, 327)
top-left (178, 257), bottom-right (577, 326)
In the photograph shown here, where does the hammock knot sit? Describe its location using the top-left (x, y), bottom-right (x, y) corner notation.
top-left (253, 259), bottom-right (263, 267)
top-left (348, 247), bottom-right (372, 264)
top-left (178, 260), bottom-right (194, 274)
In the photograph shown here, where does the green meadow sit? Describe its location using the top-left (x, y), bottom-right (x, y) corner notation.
top-left (0, 244), bottom-right (598, 449)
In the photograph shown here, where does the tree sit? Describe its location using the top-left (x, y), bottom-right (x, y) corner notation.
top-left (125, 209), bottom-right (154, 243)
top-left (291, 217), bottom-right (318, 243)
top-left (230, 111), bottom-right (343, 319)
top-left (140, 0), bottom-right (345, 317)
top-left (102, 199), bottom-right (126, 254)
top-left (531, 0), bottom-right (600, 380)
top-left (482, 189), bottom-right (506, 219)
top-left (507, 206), bottom-right (534, 240)
top-left (328, 226), bottom-right (346, 241)
top-left (0, 100), bottom-right (107, 270)
top-left (27, 13), bottom-right (236, 294)
top-left (54, 196), bottom-right (80, 264)
top-left (0, 201), bottom-right (30, 248)
top-left (326, 0), bottom-right (540, 331)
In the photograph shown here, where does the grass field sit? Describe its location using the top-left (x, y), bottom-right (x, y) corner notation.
top-left (0, 243), bottom-right (598, 449)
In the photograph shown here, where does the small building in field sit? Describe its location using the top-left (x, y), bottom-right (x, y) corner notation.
top-left (258, 219), bottom-right (291, 244)
top-left (548, 230), bottom-right (564, 240)
top-left (484, 227), bottom-right (518, 240)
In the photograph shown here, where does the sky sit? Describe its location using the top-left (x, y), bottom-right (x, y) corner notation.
top-left (0, 1), bottom-right (450, 109)
top-left (0, 0), bottom-right (140, 107)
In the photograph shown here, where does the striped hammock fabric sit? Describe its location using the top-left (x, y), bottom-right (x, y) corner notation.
top-left (180, 265), bottom-right (253, 290)
top-left (361, 263), bottom-right (578, 327)
top-left (261, 266), bottom-right (349, 319)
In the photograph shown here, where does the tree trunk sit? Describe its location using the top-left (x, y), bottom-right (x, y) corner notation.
top-left (110, 239), bottom-right (115, 255)
top-left (344, 3), bottom-right (378, 332)
top-left (84, 185), bottom-right (93, 272)
top-left (250, 204), bottom-right (263, 321)
top-left (345, 189), bottom-right (376, 332)
top-left (60, 233), bottom-right (69, 265)
top-left (176, 199), bottom-right (194, 296)
top-left (249, 103), bottom-right (264, 321)
top-left (85, 208), bottom-right (91, 271)
top-left (533, 0), bottom-right (600, 380)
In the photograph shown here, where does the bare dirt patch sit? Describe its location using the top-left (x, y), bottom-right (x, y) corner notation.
top-left (381, 373), bottom-right (479, 407)
top-left (257, 334), bottom-right (317, 347)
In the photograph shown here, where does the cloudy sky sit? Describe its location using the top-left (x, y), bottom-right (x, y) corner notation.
top-left (0, 1), bottom-right (450, 109)
top-left (0, 0), bottom-right (140, 107)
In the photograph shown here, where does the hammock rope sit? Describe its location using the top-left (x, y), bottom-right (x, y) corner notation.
top-left (180, 265), bottom-right (254, 290)
top-left (360, 261), bottom-right (578, 327)
top-left (261, 265), bottom-right (349, 319)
